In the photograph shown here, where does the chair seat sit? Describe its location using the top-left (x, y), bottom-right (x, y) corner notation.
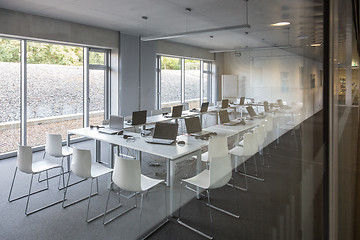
top-left (91, 162), bottom-right (113, 178)
top-left (141, 175), bottom-right (164, 191)
top-left (62, 146), bottom-right (73, 157)
top-left (32, 160), bottom-right (62, 173)
top-left (183, 170), bottom-right (210, 189)
top-left (229, 146), bottom-right (244, 157)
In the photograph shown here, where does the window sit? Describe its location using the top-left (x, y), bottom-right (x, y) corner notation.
top-left (0, 39), bottom-right (110, 158)
top-left (26, 41), bottom-right (83, 147)
top-left (184, 59), bottom-right (201, 108)
top-left (0, 38), bottom-right (21, 154)
top-left (158, 55), bottom-right (212, 109)
top-left (88, 49), bottom-right (109, 126)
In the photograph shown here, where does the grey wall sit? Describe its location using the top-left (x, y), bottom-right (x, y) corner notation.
top-left (0, 8), bottom-right (118, 49)
top-left (140, 41), bottom-right (157, 112)
top-left (118, 33), bottom-right (140, 117)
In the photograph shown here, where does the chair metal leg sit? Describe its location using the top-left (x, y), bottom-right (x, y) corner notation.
top-left (139, 193), bottom-right (144, 235)
top-left (25, 167), bottom-right (65, 216)
top-left (237, 156), bottom-right (264, 181)
top-left (177, 182), bottom-right (213, 239)
top-left (206, 190), bottom-right (213, 223)
top-left (8, 168), bottom-right (49, 203)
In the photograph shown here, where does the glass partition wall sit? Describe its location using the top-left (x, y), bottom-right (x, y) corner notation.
top-left (0, 38), bottom-right (110, 158)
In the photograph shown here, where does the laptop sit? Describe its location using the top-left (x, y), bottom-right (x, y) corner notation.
top-left (221, 99), bottom-right (229, 109)
top-left (99, 115), bottom-right (124, 134)
top-left (185, 117), bottom-right (211, 136)
top-left (190, 102), bottom-right (209, 113)
top-left (145, 122), bottom-right (178, 145)
top-left (277, 99), bottom-right (292, 109)
top-left (219, 110), bottom-right (244, 126)
top-left (246, 106), bottom-right (266, 119)
top-left (239, 97), bottom-right (245, 105)
top-left (165, 105), bottom-right (183, 118)
top-left (129, 110), bottom-right (147, 125)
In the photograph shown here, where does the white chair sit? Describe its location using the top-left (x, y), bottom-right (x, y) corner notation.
top-left (39, 133), bottom-right (73, 183)
top-left (263, 116), bottom-right (274, 161)
top-left (178, 152), bottom-right (239, 239)
top-left (62, 148), bottom-right (113, 223)
top-left (8, 145), bottom-right (65, 215)
top-left (253, 125), bottom-right (266, 179)
top-left (195, 136), bottom-right (229, 165)
top-left (230, 131), bottom-right (262, 186)
top-left (279, 114), bottom-right (302, 151)
top-left (103, 155), bottom-right (166, 238)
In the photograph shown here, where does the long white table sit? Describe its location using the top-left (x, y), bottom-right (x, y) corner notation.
top-left (67, 128), bottom-right (207, 215)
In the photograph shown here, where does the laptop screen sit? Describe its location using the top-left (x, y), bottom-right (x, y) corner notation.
top-left (221, 99), bottom-right (229, 109)
top-left (132, 110), bottom-right (147, 125)
top-left (109, 115), bottom-right (124, 130)
top-left (219, 110), bottom-right (230, 124)
top-left (153, 122), bottom-right (178, 140)
top-left (264, 101), bottom-right (269, 112)
top-left (200, 102), bottom-right (209, 112)
top-left (171, 105), bottom-right (183, 117)
top-left (246, 106), bottom-right (257, 117)
top-left (185, 117), bottom-right (202, 134)
top-left (240, 97), bottom-right (245, 105)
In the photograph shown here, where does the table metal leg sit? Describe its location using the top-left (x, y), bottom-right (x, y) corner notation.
top-left (169, 160), bottom-right (175, 216)
top-left (196, 151), bottom-right (202, 199)
top-left (166, 160), bottom-right (170, 187)
top-left (95, 140), bottom-right (101, 163)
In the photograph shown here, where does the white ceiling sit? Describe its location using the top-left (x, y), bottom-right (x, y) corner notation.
top-left (0, 0), bottom-right (324, 55)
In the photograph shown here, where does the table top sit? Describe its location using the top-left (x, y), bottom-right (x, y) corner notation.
top-left (68, 128), bottom-right (207, 160)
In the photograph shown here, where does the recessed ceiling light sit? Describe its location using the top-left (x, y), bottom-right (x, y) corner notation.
top-left (310, 43), bottom-right (322, 47)
top-left (209, 36), bottom-right (214, 38)
top-left (142, 16), bottom-right (148, 20)
top-left (270, 22), bottom-right (290, 27)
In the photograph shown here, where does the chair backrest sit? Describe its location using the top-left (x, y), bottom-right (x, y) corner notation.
top-left (45, 133), bottom-right (63, 157)
top-left (17, 145), bottom-right (33, 174)
top-left (112, 155), bottom-right (142, 192)
top-left (151, 109), bottom-right (163, 116)
top-left (71, 148), bottom-right (92, 179)
top-left (208, 136), bottom-right (228, 160)
top-left (242, 132), bottom-right (258, 156)
top-left (209, 154), bottom-right (232, 189)
top-left (253, 125), bottom-right (266, 147)
top-left (264, 116), bottom-right (273, 132)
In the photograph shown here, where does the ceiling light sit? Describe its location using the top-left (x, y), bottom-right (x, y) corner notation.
top-left (310, 43), bottom-right (322, 47)
top-left (270, 22), bottom-right (290, 27)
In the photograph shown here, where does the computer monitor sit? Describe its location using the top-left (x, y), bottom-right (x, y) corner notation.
top-left (221, 99), bottom-right (229, 109)
top-left (246, 106), bottom-right (257, 117)
top-left (185, 117), bottom-right (202, 134)
top-left (171, 105), bottom-right (183, 117)
top-left (132, 110), bottom-right (147, 125)
top-left (200, 102), bottom-right (209, 112)
top-left (109, 115), bottom-right (124, 130)
top-left (153, 122), bottom-right (178, 140)
top-left (219, 110), bottom-right (230, 124)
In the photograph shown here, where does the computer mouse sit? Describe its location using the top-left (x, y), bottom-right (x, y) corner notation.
top-left (177, 140), bottom-right (185, 145)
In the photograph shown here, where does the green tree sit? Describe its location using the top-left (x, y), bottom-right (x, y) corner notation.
top-left (161, 57), bottom-right (181, 70)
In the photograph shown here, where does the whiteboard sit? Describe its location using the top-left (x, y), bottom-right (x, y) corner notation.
top-left (222, 75), bottom-right (238, 99)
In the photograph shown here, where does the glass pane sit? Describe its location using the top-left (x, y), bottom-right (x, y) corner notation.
top-left (160, 56), bottom-right (181, 108)
top-left (89, 51), bottom-right (105, 65)
top-left (26, 41), bottom-right (83, 146)
top-left (185, 59), bottom-right (200, 108)
top-left (0, 38), bottom-right (20, 154)
top-left (89, 69), bottom-right (105, 126)
top-left (203, 62), bottom-right (211, 102)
